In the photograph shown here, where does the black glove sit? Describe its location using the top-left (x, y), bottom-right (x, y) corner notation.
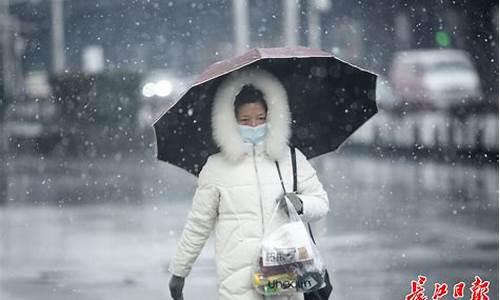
top-left (169, 274), bottom-right (185, 300)
top-left (276, 192), bottom-right (303, 216)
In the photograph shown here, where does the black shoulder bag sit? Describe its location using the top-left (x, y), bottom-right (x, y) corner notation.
top-left (275, 146), bottom-right (333, 300)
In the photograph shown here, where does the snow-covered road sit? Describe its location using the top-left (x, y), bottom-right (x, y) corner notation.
top-left (1, 153), bottom-right (497, 299)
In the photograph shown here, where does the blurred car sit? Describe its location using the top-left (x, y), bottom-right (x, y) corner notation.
top-left (5, 71), bottom-right (60, 154)
top-left (5, 100), bottom-right (60, 153)
top-left (138, 70), bottom-right (195, 130)
top-left (389, 49), bottom-right (483, 111)
top-left (376, 75), bottom-right (401, 112)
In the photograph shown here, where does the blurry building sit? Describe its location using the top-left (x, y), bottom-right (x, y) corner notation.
top-left (0, 0), bottom-right (498, 95)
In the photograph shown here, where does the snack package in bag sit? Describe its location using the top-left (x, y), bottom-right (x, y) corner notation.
top-left (252, 196), bottom-right (327, 296)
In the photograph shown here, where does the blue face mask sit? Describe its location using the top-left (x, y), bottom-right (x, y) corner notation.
top-left (238, 123), bottom-right (268, 144)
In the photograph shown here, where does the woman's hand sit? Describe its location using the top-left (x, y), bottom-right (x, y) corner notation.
top-left (276, 192), bottom-right (303, 216)
top-left (169, 275), bottom-right (185, 300)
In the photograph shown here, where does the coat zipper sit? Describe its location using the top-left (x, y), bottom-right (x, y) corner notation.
top-left (252, 145), bottom-right (265, 236)
top-left (252, 145), bottom-right (267, 300)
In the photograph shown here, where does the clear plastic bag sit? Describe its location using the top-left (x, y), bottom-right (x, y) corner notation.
top-left (252, 195), bottom-right (327, 297)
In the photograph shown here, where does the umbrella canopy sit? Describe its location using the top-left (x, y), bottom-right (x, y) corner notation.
top-left (153, 46), bottom-right (378, 176)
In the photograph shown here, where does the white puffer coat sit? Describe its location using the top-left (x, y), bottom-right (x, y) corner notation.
top-left (168, 69), bottom-right (330, 300)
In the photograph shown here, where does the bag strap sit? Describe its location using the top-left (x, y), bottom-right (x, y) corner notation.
top-left (275, 146), bottom-right (318, 245)
top-left (274, 146), bottom-right (296, 194)
top-left (274, 160), bottom-right (287, 194)
top-left (290, 146), bottom-right (297, 193)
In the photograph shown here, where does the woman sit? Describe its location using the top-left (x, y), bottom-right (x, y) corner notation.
top-left (168, 68), bottom-right (330, 300)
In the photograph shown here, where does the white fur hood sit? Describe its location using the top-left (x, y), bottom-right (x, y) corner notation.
top-left (211, 68), bottom-right (291, 162)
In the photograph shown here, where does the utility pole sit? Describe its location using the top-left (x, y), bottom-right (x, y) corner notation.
top-left (51, 0), bottom-right (65, 73)
top-left (1, 0), bottom-right (14, 104)
top-left (233, 0), bottom-right (249, 55)
top-left (0, 0), bottom-right (12, 204)
top-left (283, 0), bottom-right (299, 46)
top-left (307, 0), bottom-right (331, 49)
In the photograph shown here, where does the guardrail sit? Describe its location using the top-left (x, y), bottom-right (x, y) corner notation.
top-left (346, 110), bottom-right (498, 162)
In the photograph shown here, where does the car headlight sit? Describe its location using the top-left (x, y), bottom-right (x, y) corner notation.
top-left (142, 79), bottom-right (173, 98)
top-left (154, 80), bottom-right (173, 97)
top-left (142, 82), bottom-right (156, 98)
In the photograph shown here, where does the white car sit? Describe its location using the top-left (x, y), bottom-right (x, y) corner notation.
top-left (376, 75), bottom-right (401, 112)
top-left (389, 49), bottom-right (483, 110)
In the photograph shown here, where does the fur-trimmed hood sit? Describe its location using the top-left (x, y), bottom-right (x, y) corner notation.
top-left (211, 68), bottom-right (291, 163)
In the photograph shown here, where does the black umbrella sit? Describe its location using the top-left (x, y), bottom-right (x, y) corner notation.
top-left (153, 46), bottom-right (378, 176)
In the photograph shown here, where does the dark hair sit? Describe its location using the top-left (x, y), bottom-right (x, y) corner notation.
top-left (234, 84), bottom-right (268, 115)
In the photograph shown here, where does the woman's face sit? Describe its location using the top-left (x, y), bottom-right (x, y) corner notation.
top-left (236, 102), bottom-right (267, 127)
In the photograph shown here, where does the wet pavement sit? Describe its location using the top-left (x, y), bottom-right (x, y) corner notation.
top-left (0, 153), bottom-right (498, 300)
